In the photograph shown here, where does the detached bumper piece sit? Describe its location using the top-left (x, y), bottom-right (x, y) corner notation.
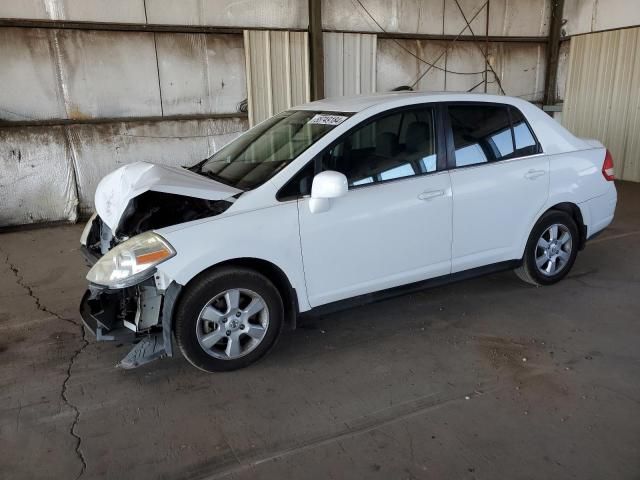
top-left (79, 281), bottom-right (180, 369)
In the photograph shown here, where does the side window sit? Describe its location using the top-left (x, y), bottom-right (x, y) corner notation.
top-left (323, 107), bottom-right (437, 187)
top-left (448, 104), bottom-right (542, 168)
top-left (448, 105), bottom-right (514, 167)
top-left (510, 106), bottom-right (541, 157)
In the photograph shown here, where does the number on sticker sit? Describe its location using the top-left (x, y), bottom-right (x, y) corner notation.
top-left (308, 114), bottom-right (348, 126)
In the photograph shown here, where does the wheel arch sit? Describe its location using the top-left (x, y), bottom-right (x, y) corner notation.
top-left (173, 257), bottom-right (300, 331)
top-left (548, 202), bottom-right (587, 250)
top-left (518, 201), bottom-right (588, 260)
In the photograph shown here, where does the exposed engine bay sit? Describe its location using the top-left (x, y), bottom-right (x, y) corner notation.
top-left (83, 191), bottom-right (233, 259)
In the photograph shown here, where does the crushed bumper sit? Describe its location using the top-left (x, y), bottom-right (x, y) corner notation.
top-left (79, 281), bottom-right (182, 369)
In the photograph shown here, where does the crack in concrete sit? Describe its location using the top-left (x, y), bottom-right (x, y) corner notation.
top-left (62, 334), bottom-right (89, 480)
top-left (2, 249), bottom-right (88, 478)
top-left (2, 251), bottom-right (78, 328)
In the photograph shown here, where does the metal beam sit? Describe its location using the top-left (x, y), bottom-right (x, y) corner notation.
top-left (308, 0), bottom-right (324, 100)
top-left (336, 30), bottom-right (548, 44)
top-left (0, 18), bottom-right (548, 44)
top-left (0, 112), bottom-right (247, 129)
top-left (543, 0), bottom-right (565, 107)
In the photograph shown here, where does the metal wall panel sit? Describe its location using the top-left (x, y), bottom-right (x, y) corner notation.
top-left (322, 0), bottom-right (444, 35)
top-left (377, 39), bottom-right (446, 91)
top-left (145, 0), bottom-right (307, 29)
top-left (563, 28), bottom-right (640, 182)
top-left (53, 29), bottom-right (161, 119)
top-left (564, 0), bottom-right (640, 36)
top-left (0, 117), bottom-right (247, 224)
top-left (377, 38), bottom-right (545, 101)
top-left (487, 0), bottom-right (549, 37)
top-left (0, 0), bottom-right (146, 23)
top-left (324, 33), bottom-right (376, 98)
top-left (0, 126), bottom-right (78, 226)
top-left (68, 117), bottom-right (248, 214)
top-left (0, 28), bottom-right (161, 121)
top-left (490, 42), bottom-right (546, 101)
top-left (244, 30), bottom-right (310, 126)
top-left (0, 27), bottom-right (65, 121)
top-left (155, 33), bottom-right (246, 115)
top-left (556, 40), bottom-right (570, 101)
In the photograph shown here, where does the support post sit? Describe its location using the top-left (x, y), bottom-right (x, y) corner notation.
top-left (543, 0), bottom-right (565, 108)
top-left (308, 0), bottom-right (324, 100)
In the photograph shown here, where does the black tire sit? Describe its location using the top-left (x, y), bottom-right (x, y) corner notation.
top-left (174, 266), bottom-right (283, 372)
top-left (515, 210), bottom-right (579, 286)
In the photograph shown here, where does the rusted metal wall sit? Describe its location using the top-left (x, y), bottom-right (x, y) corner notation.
top-left (0, 25), bottom-right (248, 227)
top-left (563, 27), bottom-right (640, 182)
top-left (68, 117), bottom-right (248, 215)
top-left (0, 126), bottom-right (78, 225)
top-left (0, 118), bottom-right (247, 225)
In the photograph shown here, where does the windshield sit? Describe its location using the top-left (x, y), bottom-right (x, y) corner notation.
top-left (192, 110), bottom-right (351, 190)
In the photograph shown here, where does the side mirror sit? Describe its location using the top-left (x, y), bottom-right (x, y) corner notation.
top-left (309, 170), bottom-right (348, 214)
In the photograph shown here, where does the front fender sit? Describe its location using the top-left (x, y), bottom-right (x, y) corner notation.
top-left (154, 202), bottom-right (311, 311)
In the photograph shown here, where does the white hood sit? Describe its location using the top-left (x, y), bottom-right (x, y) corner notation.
top-left (95, 162), bottom-right (241, 231)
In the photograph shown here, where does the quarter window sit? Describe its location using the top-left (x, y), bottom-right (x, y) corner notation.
top-left (510, 106), bottom-right (541, 157)
top-left (322, 107), bottom-right (438, 187)
top-left (448, 104), bottom-right (540, 168)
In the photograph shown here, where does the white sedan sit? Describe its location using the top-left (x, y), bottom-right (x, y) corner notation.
top-left (79, 92), bottom-right (617, 372)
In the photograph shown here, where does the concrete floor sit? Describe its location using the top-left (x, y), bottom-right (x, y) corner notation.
top-left (1, 182), bottom-right (639, 480)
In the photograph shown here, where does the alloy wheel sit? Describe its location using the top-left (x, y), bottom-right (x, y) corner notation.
top-left (195, 288), bottom-right (269, 360)
top-left (535, 223), bottom-right (573, 276)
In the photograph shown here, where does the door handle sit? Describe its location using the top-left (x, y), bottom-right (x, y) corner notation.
top-left (418, 190), bottom-right (445, 201)
top-left (524, 169), bottom-right (546, 180)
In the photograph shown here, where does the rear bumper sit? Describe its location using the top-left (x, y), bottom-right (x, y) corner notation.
top-left (583, 187), bottom-right (617, 239)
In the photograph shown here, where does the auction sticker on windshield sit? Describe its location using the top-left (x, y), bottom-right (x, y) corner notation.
top-left (307, 114), bottom-right (349, 126)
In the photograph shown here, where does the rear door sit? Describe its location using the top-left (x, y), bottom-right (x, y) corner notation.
top-left (446, 103), bottom-right (549, 272)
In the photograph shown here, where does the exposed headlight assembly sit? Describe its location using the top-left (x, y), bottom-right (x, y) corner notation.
top-left (86, 231), bottom-right (175, 289)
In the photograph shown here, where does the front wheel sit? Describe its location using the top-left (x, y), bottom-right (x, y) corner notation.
top-left (174, 267), bottom-right (283, 372)
top-left (515, 210), bottom-right (579, 286)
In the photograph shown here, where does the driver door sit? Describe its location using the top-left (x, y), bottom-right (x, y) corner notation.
top-left (297, 105), bottom-right (453, 307)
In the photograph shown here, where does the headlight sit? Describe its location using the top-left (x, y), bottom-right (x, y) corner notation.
top-left (86, 231), bottom-right (175, 289)
top-left (80, 212), bottom-right (97, 246)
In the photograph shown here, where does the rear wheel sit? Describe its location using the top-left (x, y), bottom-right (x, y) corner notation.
top-left (174, 267), bottom-right (283, 372)
top-left (515, 210), bottom-right (579, 286)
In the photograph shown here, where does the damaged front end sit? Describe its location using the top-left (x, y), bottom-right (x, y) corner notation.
top-left (79, 161), bottom-right (241, 369)
top-left (80, 277), bottom-right (182, 369)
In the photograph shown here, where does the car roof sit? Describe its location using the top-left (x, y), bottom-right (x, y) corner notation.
top-left (293, 91), bottom-right (529, 113)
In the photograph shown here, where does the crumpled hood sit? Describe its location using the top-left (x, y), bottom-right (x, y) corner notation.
top-left (95, 162), bottom-right (241, 230)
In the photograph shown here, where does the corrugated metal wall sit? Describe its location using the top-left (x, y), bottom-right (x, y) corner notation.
top-left (244, 30), bottom-right (310, 126)
top-left (324, 33), bottom-right (377, 98)
top-left (563, 27), bottom-right (640, 182)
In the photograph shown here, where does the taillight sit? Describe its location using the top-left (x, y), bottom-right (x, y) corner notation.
top-left (602, 150), bottom-right (615, 181)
